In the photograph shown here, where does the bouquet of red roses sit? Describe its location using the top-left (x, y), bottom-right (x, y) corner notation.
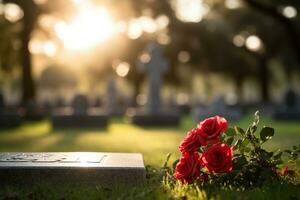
top-left (173, 112), bottom-right (299, 187)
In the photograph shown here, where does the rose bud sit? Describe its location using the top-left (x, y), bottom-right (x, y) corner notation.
top-left (197, 116), bottom-right (228, 145)
top-left (175, 152), bottom-right (203, 183)
top-left (201, 143), bottom-right (233, 173)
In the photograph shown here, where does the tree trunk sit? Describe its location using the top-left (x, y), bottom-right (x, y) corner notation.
top-left (258, 56), bottom-right (269, 102)
top-left (234, 74), bottom-right (244, 103)
top-left (21, 28), bottom-right (35, 105)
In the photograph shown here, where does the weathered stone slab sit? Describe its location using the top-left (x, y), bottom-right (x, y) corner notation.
top-left (0, 152), bottom-right (145, 186)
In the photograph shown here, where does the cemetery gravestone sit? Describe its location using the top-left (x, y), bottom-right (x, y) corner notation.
top-left (0, 92), bottom-right (21, 128)
top-left (194, 96), bottom-right (242, 122)
top-left (131, 42), bottom-right (180, 126)
top-left (105, 78), bottom-right (123, 116)
top-left (51, 94), bottom-right (108, 128)
top-left (0, 152), bottom-right (145, 186)
top-left (21, 100), bottom-right (45, 121)
top-left (273, 89), bottom-right (300, 120)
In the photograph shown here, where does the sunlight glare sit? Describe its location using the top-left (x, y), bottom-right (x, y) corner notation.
top-left (55, 7), bottom-right (116, 50)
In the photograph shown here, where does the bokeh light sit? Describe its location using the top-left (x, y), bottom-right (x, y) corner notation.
top-left (172, 0), bottom-right (209, 23)
top-left (245, 35), bottom-right (262, 52)
top-left (282, 6), bottom-right (297, 19)
top-left (139, 16), bottom-right (157, 33)
top-left (225, 0), bottom-right (242, 10)
top-left (233, 34), bottom-right (245, 47)
top-left (157, 33), bottom-right (171, 45)
top-left (3, 3), bottom-right (23, 22)
top-left (139, 52), bottom-right (151, 64)
top-left (155, 15), bottom-right (169, 30)
top-left (115, 62), bottom-right (130, 77)
top-left (178, 51), bottom-right (191, 63)
top-left (127, 19), bottom-right (143, 40)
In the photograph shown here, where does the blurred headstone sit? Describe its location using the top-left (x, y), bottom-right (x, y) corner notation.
top-left (94, 96), bottom-right (103, 107)
top-left (72, 94), bottom-right (88, 115)
top-left (273, 89), bottom-right (300, 120)
top-left (194, 96), bottom-right (243, 122)
top-left (0, 92), bottom-right (21, 128)
top-left (0, 152), bottom-right (145, 186)
top-left (51, 94), bottom-right (108, 128)
top-left (54, 97), bottom-right (66, 108)
top-left (131, 42), bottom-right (180, 126)
top-left (21, 100), bottom-right (44, 121)
top-left (105, 78), bottom-right (122, 116)
top-left (41, 99), bottom-right (53, 116)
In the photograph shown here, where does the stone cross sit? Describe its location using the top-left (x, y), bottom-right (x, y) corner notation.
top-left (71, 94), bottom-right (89, 115)
top-left (138, 42), bottom-right (169, 114)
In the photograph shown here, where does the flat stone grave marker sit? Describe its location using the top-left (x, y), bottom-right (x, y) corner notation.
top-left (51, 94), bottom-right (108, 128)
top-left (0, 152), bottom-right (145, 186)
top-left (131, 42), bottom-right (180, 126)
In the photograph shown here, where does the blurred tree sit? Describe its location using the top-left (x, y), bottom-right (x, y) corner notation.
top-left (243, 0), bottom-right (300, 68)
top-left (2, 0), bottom-right (75, 105)
top-left (3, 0), bottom-right (39, 105)
top-left (39, 65), bottom-right (77, 91)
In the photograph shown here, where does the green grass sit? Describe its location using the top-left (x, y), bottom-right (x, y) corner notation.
top-left (0, 114), bottom-right (300, 199)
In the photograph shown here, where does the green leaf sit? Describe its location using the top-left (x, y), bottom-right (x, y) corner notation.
top-left (241, 138), bottom-right (250, 147)
top-left (260, 127), bottom-right (274, 142)
top-left (273, 152), bottom-right (283, 160)
top-left (233, 155), bottom-right (247, 169)
top-left (172, 159), bottom-right (179, 170)
top-left (233, 139), bottom-right (243, 150)
top-left (259, 149), bottom-right (273, 160)
top-left (234, 126), bottom-right (245, 135)
top-left (225, 128), bottom-right (235, 136)
top-left (225, 137), bottom-right (234, 145)
top-left (163, 153), bottom-right (172, 168)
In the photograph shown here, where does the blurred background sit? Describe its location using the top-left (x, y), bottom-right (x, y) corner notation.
top-left (0, 0), bottom-right (299, 108)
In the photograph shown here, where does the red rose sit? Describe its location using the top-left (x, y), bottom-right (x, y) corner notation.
top-left (197, 116), bottom-right (228, 145)
top-left (175, 152), bottom-right (202, 183)
top-left (179, 128), bottom-right (202, 154)
top-left (201, 143), bottom-right (233, 173)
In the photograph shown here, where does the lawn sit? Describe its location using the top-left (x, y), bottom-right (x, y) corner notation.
top-left (0, 114), bottom-right (300, 199)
